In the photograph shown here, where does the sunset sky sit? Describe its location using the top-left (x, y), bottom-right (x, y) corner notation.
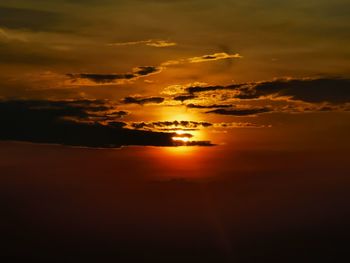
top-left (1, 1), bottom-right (350, 262)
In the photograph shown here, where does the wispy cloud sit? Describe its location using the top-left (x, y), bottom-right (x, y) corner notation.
top-left (162, 52), bottom-right (242, 66)
top-left (108, 39), bottom-right (177, 48)
top-left (0, 27), bottom-right (27, 42)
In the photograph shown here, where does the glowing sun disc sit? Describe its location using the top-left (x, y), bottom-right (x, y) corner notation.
top-left (172, 136), bottom-right (191, 143)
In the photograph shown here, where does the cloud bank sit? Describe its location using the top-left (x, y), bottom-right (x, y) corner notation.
top-left (0, 100), bottom-right (213, 148)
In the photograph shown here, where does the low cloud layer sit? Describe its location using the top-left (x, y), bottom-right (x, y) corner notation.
top-left (0, 100), bottom-right (213, 148)
top-left (130, 121), bottom-right (213, 131)
top-left (177, 77), bottom-right (350, 116)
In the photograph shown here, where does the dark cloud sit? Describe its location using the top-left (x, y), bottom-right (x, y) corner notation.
top-left (134, 66), bottom-right (161, 76)
top-left (111, 110), bottom-right (129, 118)
top-left (67, 73), bottom-right (134, 84)
top-left (0, 100), bottom-right (213, 148)
top-left (121, 96), bottom-right (165, 105)
top-left (186, 78), bottom-right (350, 104)
top-left (173, 140), bottom-right (214, 147)
top-left (186, 84), bottom-right (243, 94)
top-left (235, 78), bottom-right (350, 103)
top-left (173, 95), bottom-right (196, 102)
top-left (130, 120), bottom-right (213, 130)
top-left (187, 103), bottom-right (232, 109)
top-left (67, 66), bottom-right (161, 85)
top-left (206, 107), bottom-right (272, 116)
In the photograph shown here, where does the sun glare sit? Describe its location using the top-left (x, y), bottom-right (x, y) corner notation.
top-left (172, 136), bottom-right (191, 143)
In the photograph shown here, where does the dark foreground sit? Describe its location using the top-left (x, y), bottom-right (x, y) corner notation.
top-left (0, 142), bottom-right (349, 262)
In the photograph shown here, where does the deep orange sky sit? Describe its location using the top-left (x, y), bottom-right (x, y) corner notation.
top-left (1, 0), bottom-right (350, 146)
top-left (1, 1), bottom-right (350, 262)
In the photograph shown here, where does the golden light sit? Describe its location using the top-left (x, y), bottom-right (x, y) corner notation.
top-left (172, 136), bottom-right (191, 143)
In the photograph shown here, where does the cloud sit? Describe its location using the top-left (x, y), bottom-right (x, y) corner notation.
top-left (67, 66), bottom-right (162, 85)
top-left (121, 96), bottom-right (165, 105)
top-left (186, 84), bottom-right (243, 94)
top-left (128, 120), bottom-right (270, 133)
top-left (108, 39), bottom-right (177, 48)
top-left (173, 95), bottom-right (197, 102)
top-left (172, 140), bottom-right (214, 146)
top-left (162, 52), bottom-right (242, 66)
top-left (185, 78), bottom-right (350, 104)
top-left (130, 121), bottom-right (213, 131)
top-left (146, 40), bottom-right (177, 47)
top-left (66, 52), bottom-right (240, 86)
top-left (161, 83), bottom-right (209, 95)
top-left (206, 107), bottom-right (272, 116)
top-left (187, 53), bottom-right (243, 63)
top-left (186, 103), bottom-right (233, 109)
top-left (215, 122), bottom-right (272, 128)
top-left (179, 77), bottom-right (350, 115)
top-left (234, 78), bottom-right (350, 103)
top-left (0, 100), bottom-right (213, 148)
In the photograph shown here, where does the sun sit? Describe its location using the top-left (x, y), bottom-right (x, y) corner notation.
top-left (172, 130), bottom-right (193, 144)
top-left (172, 136), bottom-right (191, 143)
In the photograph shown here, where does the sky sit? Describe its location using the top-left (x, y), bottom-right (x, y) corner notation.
top-left (0, 0), bottom-right (349, 147)
top-left (0, 1), bottom-right (350, 262)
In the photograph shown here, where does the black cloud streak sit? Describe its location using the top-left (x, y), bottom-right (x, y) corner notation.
top-left (236, 78), bottom-right (350, 103)
top-left (131, 121), bottom-right (213, 130)
top-left (187, 103), bottom-right (233, 109)
top-left (186, 78), bottom-right (350, 104)
top-left (186, 84), bottom-right (243, 94)
top-left (0, 100), bottom-right (212, 148)
top-left (206, 108), bottom-right (271, 116)
top-left (173, 95), bottom-right (196, 102)
top-left (67, 66), bottom-right (161, 84)
top-left (121, 96), bottom-right (165, 105)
